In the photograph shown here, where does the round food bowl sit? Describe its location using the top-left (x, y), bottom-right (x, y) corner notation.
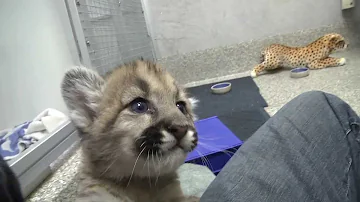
top-left (290, 67), bottom-right (309, 78)
top-left (211, 82), bottom-right (232, 94)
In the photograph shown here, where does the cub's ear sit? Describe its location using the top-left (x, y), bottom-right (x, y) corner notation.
top-left (61, 67), bottom-right (104, 130)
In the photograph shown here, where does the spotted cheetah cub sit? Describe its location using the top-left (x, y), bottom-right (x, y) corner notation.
top-left (251, 33), bottom-right (348, 77)
top-left (61, 60), bottom-right (200, 202)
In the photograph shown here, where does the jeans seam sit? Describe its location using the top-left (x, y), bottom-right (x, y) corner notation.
top-left (322, 92), bottom-right (350, 134)
top-left (345, 152), bottom-right (352, 198)
top-left (323, 92), bottom-right (352, 201)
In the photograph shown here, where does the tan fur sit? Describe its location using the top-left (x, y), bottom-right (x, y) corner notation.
top-left (61, 60), bottom-right (199, 202)
top-left (251, 33), bottom-right (348, 77)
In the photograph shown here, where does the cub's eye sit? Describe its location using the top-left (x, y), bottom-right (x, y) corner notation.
top-left (130, 98), bottom-right (149, 113)
top-left (176, 101), bottom-right (187, 114)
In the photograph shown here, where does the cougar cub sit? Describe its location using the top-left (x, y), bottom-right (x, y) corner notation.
top-left (61, 60), bottom-right (200, 202)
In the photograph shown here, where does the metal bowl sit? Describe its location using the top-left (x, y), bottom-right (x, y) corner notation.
top-left (290, 67), bottom-right (309, 78)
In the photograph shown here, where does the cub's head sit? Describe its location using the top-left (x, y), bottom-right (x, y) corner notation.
top-left (325, 33), bottom-right (348, 52)
top-left (61, 60), bottom-right (198, 180)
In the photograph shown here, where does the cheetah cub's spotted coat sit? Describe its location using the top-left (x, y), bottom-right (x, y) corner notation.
top-left (251, 33), bottom-right (348, 77)
top-left (61, 60), bottom-right (200, 202)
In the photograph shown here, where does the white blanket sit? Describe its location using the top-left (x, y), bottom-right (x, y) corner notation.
top-left (0, 108), bottom-right (68, 161)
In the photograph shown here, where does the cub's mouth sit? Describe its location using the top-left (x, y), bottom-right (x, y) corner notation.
top-left (135, 124), bottom-right (198, 157)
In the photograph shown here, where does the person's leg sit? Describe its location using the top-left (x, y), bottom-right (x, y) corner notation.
top-left (200, 91), bottom-right (360, 202)
top-left (0, 155), bottom-right (24, 202)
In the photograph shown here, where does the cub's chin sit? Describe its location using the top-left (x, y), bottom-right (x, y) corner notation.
top-left (125, 147), bottom-right (186, 179)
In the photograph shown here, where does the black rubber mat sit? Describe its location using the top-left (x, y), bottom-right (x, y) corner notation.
top-left (218, 109), bottom-right (270, 141)
top-left (187, 76), bottom-right (269, 140)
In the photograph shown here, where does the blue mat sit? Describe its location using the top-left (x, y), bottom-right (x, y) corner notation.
top-left (186, 116), bottom-right (243, 174)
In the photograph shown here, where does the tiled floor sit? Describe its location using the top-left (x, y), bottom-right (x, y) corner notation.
top-left (255, 47), bottom-right (360, 116)
top-left (183, 47), bottom-right (360, 117)
top-left (159, 23), bottom-right (360, 85)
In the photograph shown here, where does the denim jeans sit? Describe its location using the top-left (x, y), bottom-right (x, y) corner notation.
top-left (0, 155), bottom-right (23, 202)
top-left (200, 91), bottom-right (360, 202)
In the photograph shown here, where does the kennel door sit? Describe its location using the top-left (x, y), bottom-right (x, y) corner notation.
top-left (68, 0), bottom-right (155, 75)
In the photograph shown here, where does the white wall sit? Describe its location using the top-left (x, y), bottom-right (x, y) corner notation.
top-left (0, 0), bottom-right (80, 129)
top-left (146, 0), bottom-right (346, 58)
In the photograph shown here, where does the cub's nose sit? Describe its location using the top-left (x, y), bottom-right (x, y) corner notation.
top-left (167, 125), bottom-right (188, 140)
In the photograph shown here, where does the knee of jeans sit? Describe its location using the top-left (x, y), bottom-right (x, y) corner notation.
top-left (296, 91), bottom-right (327, 102)
top-left (296, 91), bottom-right (348, 113)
